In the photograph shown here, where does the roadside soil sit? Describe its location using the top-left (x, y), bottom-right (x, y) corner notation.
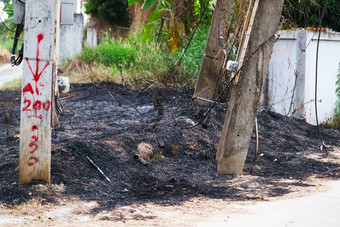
top-left (0, 63), bottom-right (22, 87)
top-left (0, 82), bottom-right (339, 226)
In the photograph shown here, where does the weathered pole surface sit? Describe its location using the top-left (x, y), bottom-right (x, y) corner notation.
top-left (52, 0), bottom-right (61, 128)
top-left (193, 0), bottom-right (234, 104)
top-left (216, 0), bottom-right (284, 175)
top-left (19, 0), bottom-right (56, 184)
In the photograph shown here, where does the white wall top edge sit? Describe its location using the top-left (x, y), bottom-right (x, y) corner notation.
top-left (277, 29), bottom-right (340, 41)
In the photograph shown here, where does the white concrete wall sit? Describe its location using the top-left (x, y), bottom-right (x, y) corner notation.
top-left (267, 32), bottom-right (298, 115)
top-left (0, 2), bottom-right (8, 21)
top-left (266, 30), bottom-right (340, 125)
top-left (58, 14), bottom-right (84, 64)
top-left (75, 0), bottom-right (81, 13)
top-left (86, 28), bottom-right (97, 47)
top-left (61, 0), bottom-right (80, 14)
top-left (304, 32), bottom-right (340, 124)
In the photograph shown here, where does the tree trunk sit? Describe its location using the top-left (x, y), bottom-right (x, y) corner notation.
top-left (193, 0), bottom-right (234, 104)
top-left (130, 1), bottom-right (156, 31)
top-left (216, 0), bottom-right (284, 175)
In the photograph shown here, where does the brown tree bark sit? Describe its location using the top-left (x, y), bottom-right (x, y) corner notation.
top-left (130, 1), bottom-right (156, 31)
top-left (216, 0), bottom-right (284, 175)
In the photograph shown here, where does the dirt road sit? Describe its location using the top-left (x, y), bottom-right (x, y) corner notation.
top-left (197, 180), bottom-right (340, 227)
top-left (0, 83), bottom-right (339, 226)
top-left (0, 63), bottom-right (22, 87)
top-left (0, 180), bottom-right (339, 226)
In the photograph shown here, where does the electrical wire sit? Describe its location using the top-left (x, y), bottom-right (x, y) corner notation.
top-left (157, 1), bottom-right (196, 43)
top-left (188, 34), bottom-right (278, 129)
top-left (219, 25), bottom-right (243, 86)
top-left (55, 95), bottom-right (65, 116)
top-left (140, 0), bottom-right (196, 28)
top-left (162, 0), bottom-right (195, 21)
top-left (11, 24), bottom-right (24, 67)
top-left (177, 0), bottom-right (210, 65)
top-left (157, 17), bottom-right (165, 43)
top-left (0, 17), bottom-right (15, 32)
top-left (314, 1), bottom-right (329, 155)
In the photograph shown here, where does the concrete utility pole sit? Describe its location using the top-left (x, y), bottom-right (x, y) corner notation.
top-left (193, 0), bottom-right (234, 104)
top-left (216, 0), bottom-right (284, 175)
top-left (19, 0), bottom-right (56, 184)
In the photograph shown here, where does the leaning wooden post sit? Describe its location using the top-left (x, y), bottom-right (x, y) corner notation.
top-left (193, 0), bottom-right (234, 104)
top-left (216, 0), bottom-right (284, 175)
top-left (19, 0), bottom-right (56, 184)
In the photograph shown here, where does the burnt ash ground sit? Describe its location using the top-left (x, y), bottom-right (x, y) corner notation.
top-left (0, 82), bottom-right (340, 213)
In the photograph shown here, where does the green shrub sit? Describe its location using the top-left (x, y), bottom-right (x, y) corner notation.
top-left (85, 0), bottom-right (130, 26)
top-left (333, 64), bottom-right (340, 128)
top-left (71, 22), bottom-right (210, 88)
top-left (176, 25), bottom-right (209, 77)
top-left (79, 41), bottom-right (137, 70)
top-left (282, 0), bottom-right (340, 32)
top-left (0, 38), bottom-right (14, 52)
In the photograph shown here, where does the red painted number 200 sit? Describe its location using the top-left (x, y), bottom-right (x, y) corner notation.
top-left (23, 99), bottom-right (51, 112)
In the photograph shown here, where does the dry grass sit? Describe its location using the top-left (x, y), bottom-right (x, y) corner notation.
top-left (0, 48), bottom-right (10, 65)
top-left (0, 78), bottom-right (22, 91)
top-left (60, 59), bottom-right (92, 83)
top-left (60, 31), bottom-right (205, 89)
top-left (0, 197), bottom-right (52, 217)
top-left (60, 58), bottom-right (194, 89)
top-left (61, 59), bottom-right (133, 86)
top-left (329, 115), bottom-right (340, 129)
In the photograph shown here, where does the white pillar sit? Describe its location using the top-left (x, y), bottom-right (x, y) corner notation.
top-left (87, 28), bottom-right (97, 47)
top-left (19, 0), bottom-right (56, 184)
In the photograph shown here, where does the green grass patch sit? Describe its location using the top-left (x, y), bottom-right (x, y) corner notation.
top-left (176, 25), bottom-right (210, 77)
top-left (79, 41), bottom-right (137, 69)
top-left (0, 78), bottom-right (22, 91)
top-left (0, 37), bottom-right (11, 64)
top-left (0, 37), bottom-right (14, 53)
top-left (63, 25), bottom-right (209, 88)
top-left (327, 63), bottom-right (340, 128)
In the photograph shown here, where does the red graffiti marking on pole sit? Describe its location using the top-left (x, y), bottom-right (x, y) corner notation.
top-left (24, 33), bottom-right (50, 95)
top-left (28, 156), bottom-right (39, 176)
top-left (23, 99), bottom-right (51, 119)
top-left (28, 131), bottom-right (39, 176)
top-left (28, 115), bottom-right (42, 120)
top-left (28, 133), bottom-right (39, 176)
top-left (29, 136), bottom-right (38, 154)
top-left (43, 101), bottom-right (51, 111)
top-left (28, 157), bottom-right (39, 166)
top-left (33, 100), bottom-right (42, 111)
top-left (23, 99), bottom-right (32, 112)
top-left (23, 83), bottom-right (34, 94)
top-left (23, 33), bottom-right (51, 177)
top-left (32, 125), bottom-right (38, 131)
top-left (22, 34), bottom-right (52, 119)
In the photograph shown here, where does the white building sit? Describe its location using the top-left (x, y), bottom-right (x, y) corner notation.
top-left (265, 29), bottom-right (340, 125)
top-left (0, 2), bottom-right (8, 21)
